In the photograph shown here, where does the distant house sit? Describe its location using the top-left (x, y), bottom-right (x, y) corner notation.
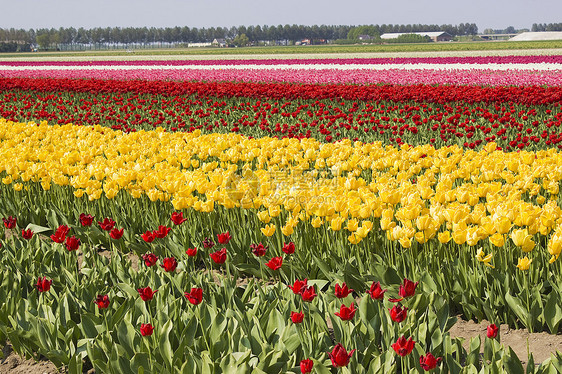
top-left (212, 38), bottom-right (227, 47)
top-left (380, 31), bottom-right (452, 42)
top-left (358, 35), bottom-right (373, 41)
top-left (188, 42), bottom-right (212, 48)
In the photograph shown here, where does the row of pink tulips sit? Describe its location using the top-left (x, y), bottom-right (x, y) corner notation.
top-left (1, 55), bottom-right (562, 66)
top-left (2, 67), bottom-right (562, 86)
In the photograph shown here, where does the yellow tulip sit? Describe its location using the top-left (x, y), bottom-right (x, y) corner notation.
top-left (414, 231), bottom-right (428, 244)
top-left (452, 229), bottom-right (467, 245)
top-left (346, 218), bottom-right (358, 232)
top-left (416, 215), bottom-right (434, 231)
top-left (438, 231), bottom-right (451, 244)
top-left (547, 231), bottom-right (562, 258)
top-left (488, 233), bottom-right (505, 247)
top-left (311, 217), bottom-right (323, 228)
top-left (257, 211), bottom-right (271, 224)
top-left (348, 233), bottom-right (362, 244)
top-left (380, 217), bottom-right (396, 231)
top-left (494, 216), bottom-right (512, 235)
top-left (516, 256), bottom-right (532, 271)
top-left (511, 228), bottom-right (535, 252)
top-left (281, 224), bottom-right (294, 236)
top-left (261, 224), bottom-right (276, 237)
top-left (475, 248), bottom-right (494, 268)
top-left (398, 236), bottom-right (412, 249)
top-left (510, 228), bottom-right (529, 247)
top-left (355, 225), bottom-right (370, 239)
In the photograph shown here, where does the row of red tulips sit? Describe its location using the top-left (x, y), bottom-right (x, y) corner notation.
top-left (1, 77), bottom-right (562, 105)
top-left (1, 88), bottom-right (561, 150)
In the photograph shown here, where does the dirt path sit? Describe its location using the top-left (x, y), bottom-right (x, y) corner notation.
top-left (0, 345), bottom-right (60, 374)
top-left (449, 317), bottom-right (562, 365)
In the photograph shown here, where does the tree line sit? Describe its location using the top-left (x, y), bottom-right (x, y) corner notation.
top-left (0, 23), bottom-right (479, 50)
top-left (531, 23), bottom-right (562, 32)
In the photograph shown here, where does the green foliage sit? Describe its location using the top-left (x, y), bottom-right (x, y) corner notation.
top-left (385, 34), bottom-right (432, 44)
top-left (1, 39), bottom-right (562, 58)
top-left (1, 215), bottom-right (559, 372)
top-left (346, 26), bottom-right (380, 40)
top-left (233, 34), bottom-right (249, 47)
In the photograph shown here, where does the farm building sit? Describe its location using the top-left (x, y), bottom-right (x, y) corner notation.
top-left (380, 31), bottom-right (452, 42)
top-left (212, 38), bottom-right (227, 47)
top-left (509, 31), bottom-right (562, 41)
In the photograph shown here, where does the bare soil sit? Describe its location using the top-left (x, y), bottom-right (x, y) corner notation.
top-left (0, 345), bottom-right (61, 374)
top-left (449, 317), bottom-right (562, 366)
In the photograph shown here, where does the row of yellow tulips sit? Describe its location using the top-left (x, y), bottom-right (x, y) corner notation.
top-left (0, 118), bottom-right (560, 265)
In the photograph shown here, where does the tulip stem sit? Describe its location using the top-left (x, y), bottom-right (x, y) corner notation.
top-left (196, 306), bottom-right (211, 353)
top-left (524, 271), bottom-right (533, 333)
top-left (144, 336), bottom-right (153, 368)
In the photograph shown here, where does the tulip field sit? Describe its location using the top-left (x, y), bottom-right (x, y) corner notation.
top-left (1, 53), bottom-right (562, 373)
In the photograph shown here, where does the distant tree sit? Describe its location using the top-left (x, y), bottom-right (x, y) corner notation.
top-left (36, 33), bottom-right (51, 50)
top-left (347, 25), bottom-right (379, 40)
top-left (233, 33), bottom-right (249, 47)
top-left (387, 33), bottom-right (431, 43)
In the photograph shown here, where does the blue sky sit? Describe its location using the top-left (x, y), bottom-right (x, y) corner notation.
top-left (1, 0), bottom-right (560, 31)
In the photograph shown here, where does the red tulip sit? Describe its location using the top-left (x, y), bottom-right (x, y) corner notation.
top-left (367, 281), bottom-right (386, 300)
top-left (94, 295), bottom-right (110, 309)
top-left (300, 285), bottom-right (317, 302)
top-left (487, 324), bottom-right (499, 339)
top-left (265, 256), bottom-right (283, 270)
top-left (21, 229), bottom-right (33, 240)
top-left (160, 257), bottom-right (178, 272)
top-left (98, 217), bottom-right (115, 231)
top-left (334, 282), bottom-right (354, 298)
top-left (392, 336), bottom-right (415, 356)
top-left (141, 253), bottom-right (158, 267)
top-left (65, 236), bottom-right (81, 251)
top-left (153, 225), bottom-right (171, 239)
top-left (35, 276), bottom-right (52, 292)
top-left (185, 287), bottom-right (203, 305)
top-left (140, 323), bottom-right (154, 336)
top-left (79, 213), bottom-right (94, 227)
top-left (186, 247), bottom-right (197, 257)
top-left (287, 279), bottom-right (307, 294)
top-left (420, 352), bottom-right (442, 371)
top-left (299, 358), bottom-right (313, 373)
top-left (137, 287), bottom-right (158, 301)
top-left (141, 231), bottom-right (155, 243)
top-left (51, 225), bottom-right (70, 243)
top-left (290, 311), bottom-right (304, 324)
top-left (202, 237), bottom-right (215, 249)
top-left (335, 303), bottom-right (356, 321)
top-left (328, 343), bottom-right (355, 368)
top-left (250, 242), bottom-right (268, 257)
top-left (109, 228), bottom-right (124, 240)
top-left (209, 247), bottom-right (227, 264)
top-left (217, 232), bottom-right (232, 244)
top-left (2, 216), bottom-right (16, 229)
top-left (170, 211), bottom-right (187, 225)
top-left (389, 305), bottom-right (408, 323)
top-left (282, 242), bottom-right (295, 254)
top-left (399, 278), bottom-right (419, 298)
